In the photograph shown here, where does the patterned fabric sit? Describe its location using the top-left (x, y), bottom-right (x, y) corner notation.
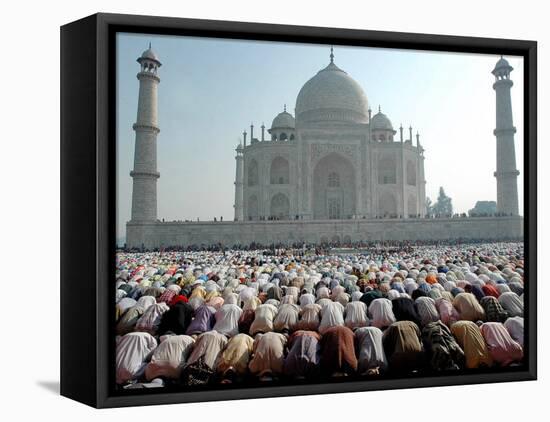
top-left (415, 297), bottom-right (439, 326)
top-left (422, 321), bottom-right (465, 371)
top-left (180, 357), bottom-right (215, 385)
top-left (157, 289), bottom-right (176, 304)
top-left (480, 296), bottom-right (508, 322)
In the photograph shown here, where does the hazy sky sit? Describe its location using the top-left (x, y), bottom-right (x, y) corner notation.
top-left (116, 33), bottom-right (524, 241)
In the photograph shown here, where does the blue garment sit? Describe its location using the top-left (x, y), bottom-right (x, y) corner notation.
top-left (418, 283), bottom-right (432, 294)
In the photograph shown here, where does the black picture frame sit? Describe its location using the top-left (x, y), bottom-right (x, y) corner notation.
top-left (60, 12), bottom-right (537, 408)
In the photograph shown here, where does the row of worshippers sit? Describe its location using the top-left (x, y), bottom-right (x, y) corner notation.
top-left (116, 317), bottom-right (523, 386)
top-left (115, 249), bottom-right (525, 387)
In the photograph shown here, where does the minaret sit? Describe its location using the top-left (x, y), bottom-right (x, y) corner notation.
top-left (492, 56), bottom-right (519, 215)
top-left (367, 107), bottom-right (372, 141)
top-left (130, 44), bottom-right (161, 222)
top-left (234, 143), bottom-right (244, 221)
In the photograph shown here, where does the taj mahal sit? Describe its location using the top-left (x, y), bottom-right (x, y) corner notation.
top-left (126, 45), bottom-right (523, 249)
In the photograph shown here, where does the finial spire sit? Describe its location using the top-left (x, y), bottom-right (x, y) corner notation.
top-left (284, 104), bottom-right (287, 112)
top-left (149, 42), bottom-right (151, 49)
top-left (378, 105), bottom-right (381, 113)
top-left (330, 46), bottom-right (334, 63)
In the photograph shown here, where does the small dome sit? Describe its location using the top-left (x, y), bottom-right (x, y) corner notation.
top-left (271, 109), bottom-right (295, 129)
top-left (492, 56), bottom-right (512, 74)
top-left (295, 60), bottom-right (369, 124)
top-left (370, 109), bottom-right (393, 131)
top-left (141, 47), bottom-right (158, 61)
top-left (138, 44), bottom-right (161, 65)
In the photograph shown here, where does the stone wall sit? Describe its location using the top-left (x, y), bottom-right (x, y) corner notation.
top-left (126, 216), bottom-right (523, 249)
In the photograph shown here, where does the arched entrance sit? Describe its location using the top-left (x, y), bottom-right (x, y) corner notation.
top-left (408, 194), bottom-right (417, 218)
top-left (270, 193), bottom-right (290, 219)
top-left (313, 153), bottom-right (356, 219)
top-left (378, 192), bottom-right (397, 218)
top-left (270, 157), bottom-right (290, 184)
top-left (247, 159), bottom-right (259, 186)
top-left (247, 195), bottom-right (259, 220)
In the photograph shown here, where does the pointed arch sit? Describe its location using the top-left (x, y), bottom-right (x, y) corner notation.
top-left (313, 153), bottom-right (356, 220)
top-left (270, 193), bottom-right (290, 219)
top-left (408, 195), bottom-right (417, 218)
top-left (270, 157), bottom-right (290, 185)
top-left (407, 160), bottom-right (417, 186)
top-left (247, 159), bottom-right (259, 186)
top-left (378, 154), bottom-right (396, 184)
top-left (378, 191), bottom-right (397, 218)
top-left (247, 195), bottom-right (259, 220)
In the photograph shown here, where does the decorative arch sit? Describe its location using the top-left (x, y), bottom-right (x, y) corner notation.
top-left (270, 157), bottom-right (290, 185)
top-left (408, 195), bottom-right (417, 218)
top-left (247, 195), bottom-right (259, 220)
top-left (279, 132), bottom-right (288, 141)
top-left (378, 155), bottom-right (396, 184)
top-left (378, 191), bottom-right (397, 218)
top-left (247, 159), bottom-right (259, 186)
top-left (406, 161), bottom-right (417, 186)
top-left (328, 172), bottom-right (340, 188)
top-left (313, 152), bottom-right (356, 220)
top-left (270, 193), bottom-right (290, 219)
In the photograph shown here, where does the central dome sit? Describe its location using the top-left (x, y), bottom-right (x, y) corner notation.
top-left (295, 61), bottom-right (369, 124)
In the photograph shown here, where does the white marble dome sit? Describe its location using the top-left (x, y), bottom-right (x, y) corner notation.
top-left (295, 61), bottom-right (369, 124)
top-left (271, 110), bottom-right (295, 129)
top-left (371, 110), bottom-right (393, 130)
top-left (140, 47), bottom-right (159, 62)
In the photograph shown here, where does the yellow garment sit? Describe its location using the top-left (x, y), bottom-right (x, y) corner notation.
top-left (205, 290), bottom-right (221, 302)
top-left (180, 274), bottom-right (195, 287)
top-left (217, 334), bottom-right (254, 375)
top-left (451, 320), bottom-right (493, 369)
top-left (248, 332), bottom-right (287, 376)
top-left (190, 286), bottom-right (206, 299)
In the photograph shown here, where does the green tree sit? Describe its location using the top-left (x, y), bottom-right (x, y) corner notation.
top-left (432, 187), bottom-right (453, 216)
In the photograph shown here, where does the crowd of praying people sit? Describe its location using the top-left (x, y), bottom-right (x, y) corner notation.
top-left (114, 241), bottom-right (525, 389)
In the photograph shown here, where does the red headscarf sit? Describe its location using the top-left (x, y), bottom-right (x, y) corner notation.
top-left (169, 295), bottom-right (189, 306)
top-left (482, 284), bottom-right (500, 298)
